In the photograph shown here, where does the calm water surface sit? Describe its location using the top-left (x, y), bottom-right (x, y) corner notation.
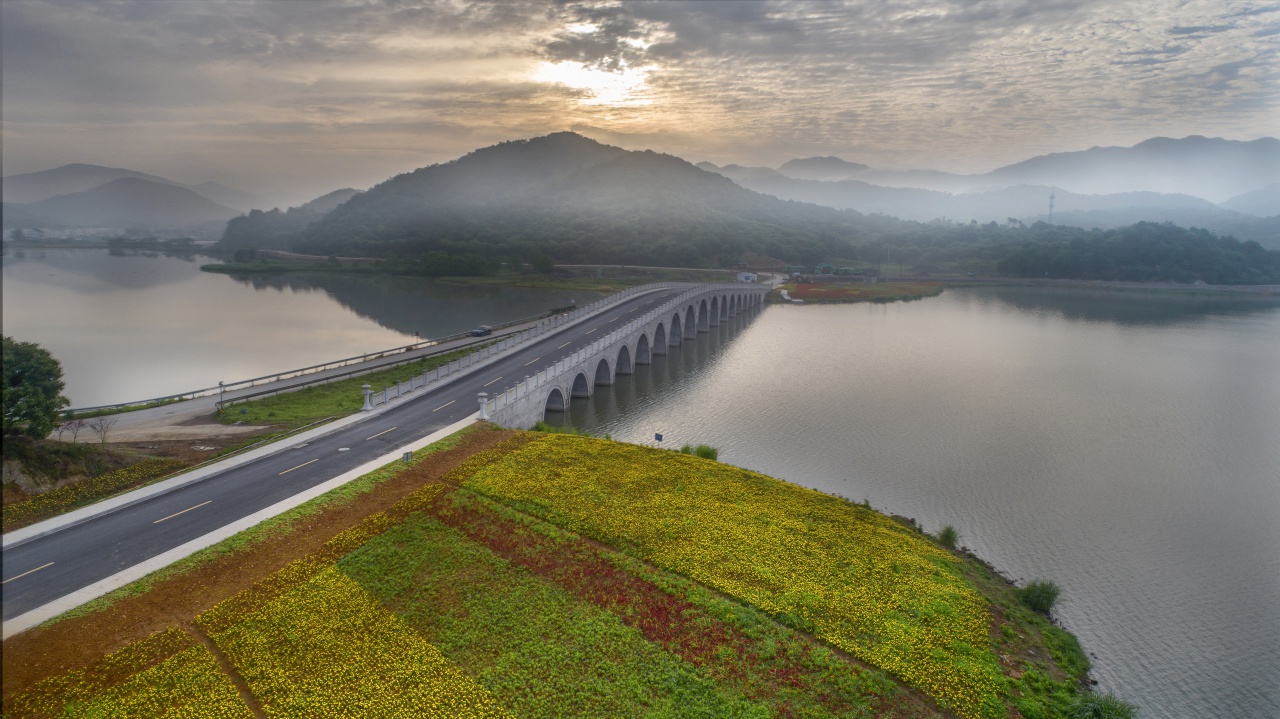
top-left (551, 287), bottom-right (1280, 719)
top-left (1, 249), bottom-right (592, 407)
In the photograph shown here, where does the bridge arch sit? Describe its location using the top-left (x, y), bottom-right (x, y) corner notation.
top-left (670, 312), bottom-right (683, 345)
top-left (710, 296), bottom-right (720, 326)
top-left (684, 306), bottom-right (696, 339)
top-left (571, 371), bottom-right (590, 398)
top-left (653, 323), bottom-right (668, 354)
top-left (594, 357), bottom-right (613, 387)
top-left (635, 333), bottom-right (651, 364)
top-left (698, 299), bottom-right (710, 332)
top-left (617, 344), bottom-right (633, 375)
top-left (544, 387), bottom-right (565, 415)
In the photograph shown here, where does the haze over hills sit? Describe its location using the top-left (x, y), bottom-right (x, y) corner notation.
top-left (283, 132), bottom-right (880, 267)
top-left (209, 131), bottom-right (1280, 284)
top-left (2, 163), bottom-right (272, 212)
top-left (764, 136), bottom-right (1279, 203)
top-left (24, 178), bottom-right (240, 230)
top-left (700, 163), bottom-right (1280, 247)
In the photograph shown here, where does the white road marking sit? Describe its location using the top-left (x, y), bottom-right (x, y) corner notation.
top-left (2, 563), bottom-right (54, 585)
top-left (278, 459), bottom-right (318, 476)
top-left (483, 376), bottom-right (504, 387)
top-left (433, 400), bottom-right (455, 412)
top-left (366, 426), bottom-right (397, 440)
top-left (524, 357), bottom-right (541, 366)
top-left (153, 501), bottom-right (212, 524)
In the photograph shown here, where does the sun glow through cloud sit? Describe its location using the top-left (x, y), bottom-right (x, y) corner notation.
top-left (533, 60), bottom-right (653, 106)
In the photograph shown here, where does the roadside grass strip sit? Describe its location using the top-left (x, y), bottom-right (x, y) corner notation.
top-left (223, 344), bottom-right (489, 426)
top-left (462, 434), bottom-right (1008, 719)
top-left (339, 512), bottom-right (770, 719)
top-left (416, 488), bottom-right (906, 718)
top-left (7, 628), bottom-right (252, 719)
top-left (3, 458), bottom-right (188, 531)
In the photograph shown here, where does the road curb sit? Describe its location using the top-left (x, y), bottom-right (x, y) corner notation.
top-left (2, 415), bottom-right (479, 640)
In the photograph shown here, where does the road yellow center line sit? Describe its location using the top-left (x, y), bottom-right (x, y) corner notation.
top-left (366, 426), bottom-right (397, 440)
top-left (2, 562), bottom-right (54, 585)
top-left (523, 357), bottom-right (541, 366)
top-left (153, 500), bottom-right (212, 524)
top-left (278, 459), bottom-right (318, 476)
top-left (433, 399), bottom-right (455, 412)
top-left (483, 376), bottom-right (503, 387)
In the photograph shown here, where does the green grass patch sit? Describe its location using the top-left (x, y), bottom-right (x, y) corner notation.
top-left (339, 513), bottom-right (770, 718)
top-left (220, 344), bottom-right (489, 427)
top-left (43, 427), bottom-right (476, 625)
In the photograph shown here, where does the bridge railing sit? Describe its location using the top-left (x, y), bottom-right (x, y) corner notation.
top-left (66, 280), bottom-right (685, 416)
top-left (485, 283), bottom-right (760, 418)
top-left (359, 281), bottom-right (690, 410)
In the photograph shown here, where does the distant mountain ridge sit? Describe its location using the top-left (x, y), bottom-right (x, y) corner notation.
top-left (24, 178), bottom-right (239, 229)
top-left (3, 163), bottom-right (271, 211)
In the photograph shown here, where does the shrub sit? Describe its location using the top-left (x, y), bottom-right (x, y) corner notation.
top-left (1069, 692), bottom-right (1139, 719)
top-left (694, 444), bottom-right (719, 461)
top-left (938, 525), bottom-right (959, 549)
top-left (1019, 579), bottom-right (1062, 614)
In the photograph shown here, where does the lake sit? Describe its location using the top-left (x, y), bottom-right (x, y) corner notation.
top-left (549, 286), bottom-right (1280, 719)
top-left (0, 249), bottom-right (592, 407)
top-left (4, 251), bottom-right (1278, 717)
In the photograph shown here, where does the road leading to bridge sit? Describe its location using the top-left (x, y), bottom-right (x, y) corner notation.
top-left (2, 286), bottom-right (693, 624)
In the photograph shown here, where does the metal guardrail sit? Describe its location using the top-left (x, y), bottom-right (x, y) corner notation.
top-left (66, 281), bottom-right (684, 415)
top-left (484, 283), bottom-right (761, 419)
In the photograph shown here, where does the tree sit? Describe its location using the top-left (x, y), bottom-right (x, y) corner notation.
top-left (2, 336), bottom-right (70, 439)
top-left (88, 415), bottom-right (117, 445)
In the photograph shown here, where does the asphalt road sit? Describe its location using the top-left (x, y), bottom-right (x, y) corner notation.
top-left (1, 287), bottom-right (686, 621)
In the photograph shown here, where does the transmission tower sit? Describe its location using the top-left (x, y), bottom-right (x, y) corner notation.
top-left (1048, 192), bottom-right (1055, 223)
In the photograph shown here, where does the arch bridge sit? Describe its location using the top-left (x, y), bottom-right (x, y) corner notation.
top-left (485, 283), bottom-right (767, 428)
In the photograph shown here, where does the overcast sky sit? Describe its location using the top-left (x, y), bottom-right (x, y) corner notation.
top-left (3, 0), bottom-right (1277, 204)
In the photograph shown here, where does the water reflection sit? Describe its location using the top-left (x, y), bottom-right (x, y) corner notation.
top-left (971, 285), bottom-right (1280, 326)
top-left (1, 250), bottom-right (604, 406)
top-left (541, 305), bottom-right (764, 431)
top-left (227, 272), bottom-right (591, 338)
top-left (559, 288), bottom-right (1280, 719)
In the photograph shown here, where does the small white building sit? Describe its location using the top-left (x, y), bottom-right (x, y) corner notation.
top-left (737, 272), bottom-right (758, 283)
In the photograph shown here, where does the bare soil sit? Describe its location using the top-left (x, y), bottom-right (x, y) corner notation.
top-left (1, 426), bottom-right (517, 702)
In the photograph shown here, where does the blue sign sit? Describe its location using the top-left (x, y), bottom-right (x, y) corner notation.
top-left (655, 433), bottom-right (663, 442)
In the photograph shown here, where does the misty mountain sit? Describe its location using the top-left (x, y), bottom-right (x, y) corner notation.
top-left (1220, 184), bottom-right (1279, 217)
top-left (702, 163), bottom-right (1279, 248)
top-left (288, 132), bottom-right (881, 266)
top-left (301, 188), bottom-right (361, 213)
top-left (187, 181), bottom-right (271, 212)
top-left (777, 156), bottom-right (871, 181)
top-left (220, 188), bottom-right (363, 250)
top-left (1, 203), bottom-right (48, 230)
top-left (2, 163), bottom-right (273, 213)
top-left (26, 178), bottom-right (239, 229)
top-left (985, 136), bottom-right (1279, 202)
top-left (2, 164), bottom-right (179, 204)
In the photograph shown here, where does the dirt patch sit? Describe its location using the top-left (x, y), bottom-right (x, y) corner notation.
top-left (1, 425), bottom-right (517, 702)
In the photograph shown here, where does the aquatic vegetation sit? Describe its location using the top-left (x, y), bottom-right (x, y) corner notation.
top-left (8, 628), bottom-right (252, 719)
top-left (3, 457), bottom-right (186, 529)
top-left (463, 434), bottom-right (1007, 718)
top-left (1020, 580), bottom-right (1063, 615)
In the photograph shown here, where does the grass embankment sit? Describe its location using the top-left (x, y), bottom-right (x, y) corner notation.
top-left (218, 343), bottom-right (488, 428)
top-left (774, 282), bottom-right (945, 303)
top-left (5, 429), bottom-right (1097, 719)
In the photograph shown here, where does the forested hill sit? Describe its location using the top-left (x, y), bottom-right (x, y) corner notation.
top-left (218, 132), bottom-right (1280, 284)
top-left (284, 132), bottom-right (883, 267)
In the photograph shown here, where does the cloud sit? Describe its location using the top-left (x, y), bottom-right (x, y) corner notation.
top-left (3, 0), bottom-right (1277, 190)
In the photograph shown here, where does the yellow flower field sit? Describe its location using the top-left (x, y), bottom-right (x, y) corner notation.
top-left (463, 434), bottom-right (1007, 719)
top-left (8, 628), bottom-right (252, 719)
top-left (196, 563), bottom-right (511, 719)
